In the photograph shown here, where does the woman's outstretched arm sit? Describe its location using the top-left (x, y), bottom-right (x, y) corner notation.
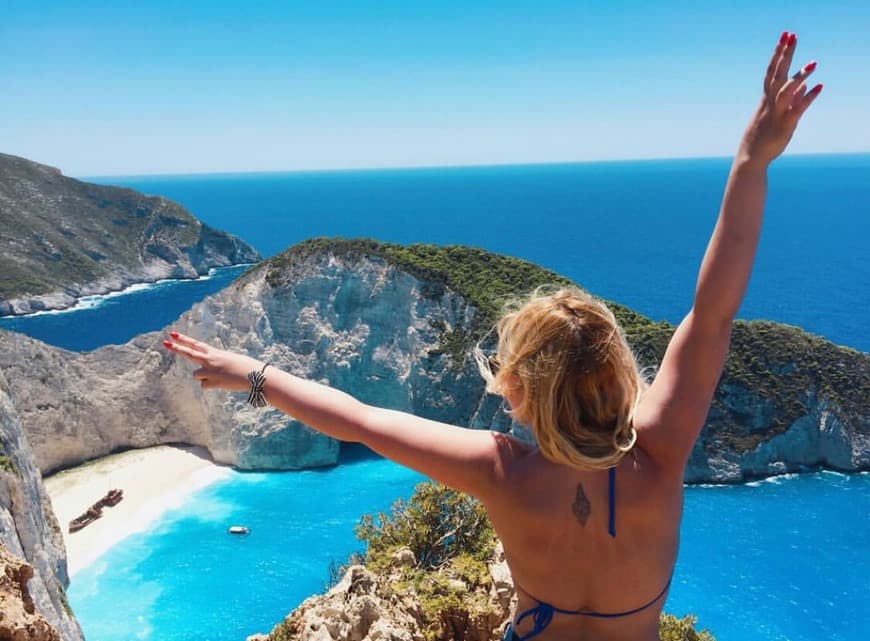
top-left (637, 32), bottom-right (822, 469)
top-left (163, 332), bottom-right (504, 498)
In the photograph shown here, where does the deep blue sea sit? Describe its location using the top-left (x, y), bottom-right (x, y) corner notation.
top-left (3, 156), bottom-right (867, 640)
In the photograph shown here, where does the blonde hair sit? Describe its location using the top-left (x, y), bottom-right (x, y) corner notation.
top-left (475, 286), bottom-right (646, 470)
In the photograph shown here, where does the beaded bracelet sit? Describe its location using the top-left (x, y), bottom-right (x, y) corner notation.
top-left (247, 362), bottom-right (269, 407)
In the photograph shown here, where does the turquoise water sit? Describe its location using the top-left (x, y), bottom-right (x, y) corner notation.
top-left (67, 462), bottom-right (869, 641)
top-left (673, 472), bottom-right (869, 641)
top-left (69, 447), bottom-right (425, 640)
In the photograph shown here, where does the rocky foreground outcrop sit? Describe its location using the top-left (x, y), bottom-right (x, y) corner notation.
top-left (253, 549), bottom-right (514, 641)
top-left (0, 545), bottom-right (62, 641)
top-left (0, 239), bottom-right (867, 481)
top-left (0, 152), bottom-right (260, 315)
top-left (0, 378), bottom-right (83, 640)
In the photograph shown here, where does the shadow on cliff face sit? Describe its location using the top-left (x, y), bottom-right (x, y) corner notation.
top-left (337, 442), bottom-right (383, 466)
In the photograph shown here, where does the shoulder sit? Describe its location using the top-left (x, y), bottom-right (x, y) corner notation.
top-left (490, 432), bottom-right (537, 474)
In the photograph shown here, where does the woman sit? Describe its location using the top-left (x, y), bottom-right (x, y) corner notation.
top-left (164, 32), bottom-right (821, 641)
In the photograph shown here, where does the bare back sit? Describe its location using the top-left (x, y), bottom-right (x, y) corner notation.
top-left (483, 434), bottom-right (683, 641)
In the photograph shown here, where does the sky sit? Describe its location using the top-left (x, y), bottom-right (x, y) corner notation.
top-left (1, 0), bottom-right (868, 176)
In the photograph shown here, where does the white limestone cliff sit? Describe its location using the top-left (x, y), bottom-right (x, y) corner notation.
top-left (0, 251), bottom-right (510, 475)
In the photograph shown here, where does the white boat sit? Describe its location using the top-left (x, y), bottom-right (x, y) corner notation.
top-left (227, 525), bottom-right (250, 535)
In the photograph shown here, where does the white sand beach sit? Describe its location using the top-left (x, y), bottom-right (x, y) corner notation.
top-left (44, 445), bottom-right (232, 577)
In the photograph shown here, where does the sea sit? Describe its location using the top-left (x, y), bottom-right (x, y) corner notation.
top-left (2, 155), bottom-right (868, 640)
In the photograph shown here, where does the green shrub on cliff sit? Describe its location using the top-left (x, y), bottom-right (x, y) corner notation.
top-left (357, 483), bottom-right (498, 640)
top-left (357, 481), bottom-right (495, 571)
top-left (0, 455), bottom-right (15, 474)
top-left (660, 614), bottom-right (716, 641)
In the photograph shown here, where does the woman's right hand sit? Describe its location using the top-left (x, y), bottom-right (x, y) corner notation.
top-left (739, 31), bottom-right (822, 166)
top-left (163, 332), bottom-right (263, 391)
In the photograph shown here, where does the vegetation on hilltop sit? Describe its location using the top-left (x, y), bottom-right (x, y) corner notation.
top-left (256, 237), bottom-right (656, 363)
top-left (256, 238), bottom-right (869, 453)
top-left (267, 482), bottom-right (715, 641)
top-left (260, 238), bottom-right (653, 332)
top-left (629, 319), bottom-right (870, 451)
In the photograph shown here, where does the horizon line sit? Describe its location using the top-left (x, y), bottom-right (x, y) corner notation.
top-left (78, 150), bottom-right (870, 181)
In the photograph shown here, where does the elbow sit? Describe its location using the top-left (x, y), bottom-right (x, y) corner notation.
top-left (692, 287), bottom-right (739, 328)
top-left (688, 305), bottom-right (734, 337)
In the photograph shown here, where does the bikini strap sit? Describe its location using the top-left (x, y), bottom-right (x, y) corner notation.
top-left (576, 575), bottom-right (673, 619)
top-left (513, 573), bottom-right (673, 635)
top-left (608, 466), bottom-right (616, 538)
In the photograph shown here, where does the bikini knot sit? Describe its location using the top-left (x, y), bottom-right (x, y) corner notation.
top-left (514, 603), bottom-right (554, 640)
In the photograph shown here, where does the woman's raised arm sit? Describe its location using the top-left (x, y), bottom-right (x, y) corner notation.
top-left (637, 32), bottom-right (822, 470)
top-left (163, 332), bottom-right (504, 498)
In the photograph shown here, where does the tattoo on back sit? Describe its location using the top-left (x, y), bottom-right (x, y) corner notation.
top-left (572, 483), bottom-right (591, 526)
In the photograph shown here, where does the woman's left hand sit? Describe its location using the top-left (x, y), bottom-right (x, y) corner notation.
top-left (740, 31), bottom-right (822, 166)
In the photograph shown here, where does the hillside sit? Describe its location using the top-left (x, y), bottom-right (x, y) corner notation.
top-left (0, 152), bottom-right (260, 315)
top-left (255, 238), bottom-right (870, 480)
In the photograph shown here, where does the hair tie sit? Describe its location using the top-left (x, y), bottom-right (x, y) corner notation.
top-left (614, 426), bottom-right (637, 453)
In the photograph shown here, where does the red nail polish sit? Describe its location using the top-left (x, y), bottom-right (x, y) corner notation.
top-left (805, 61), bottom-right (817, 72)
top-left (812, 83), bottom-right (823, 93)
top-left (788, 33), bottom-right (797, 46)
top-left (780, 31), bottom-right (788, 45)
top-left (170, 331), bottom-right (179, 339)
top-left (163, 340), bottom-right (173, 348)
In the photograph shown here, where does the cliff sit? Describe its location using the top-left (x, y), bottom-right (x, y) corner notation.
top-left (0, 243), bottom-right (509, 474)
top-left (0, 152), bottom-right (260, 316)
top-left (0, 377), bottom-right (83, 640)
top-left (0, 239), bottom-right (867, 481)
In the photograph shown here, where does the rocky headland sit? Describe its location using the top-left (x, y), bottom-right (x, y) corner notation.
top-left (0, 152), bottom-right (260, 316)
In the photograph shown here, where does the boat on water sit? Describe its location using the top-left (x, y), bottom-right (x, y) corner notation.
top-left (68, 488), bottom-right (124, 534)
top-left (227, 525), bottom-right (250, 535)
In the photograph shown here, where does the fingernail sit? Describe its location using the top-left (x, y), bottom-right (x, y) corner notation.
top-left (163, 340), bottom-right (173, 348)
top-left (788, 33), bottom-right (797, 46)
top-left (812, 83), bottom-right (823, 93)
top-left (805, 61), bottom-right (817, 72)
top-left (780, 31), bottom-right (788, 45)
top-left (170, 331), bottom-right (179, 339)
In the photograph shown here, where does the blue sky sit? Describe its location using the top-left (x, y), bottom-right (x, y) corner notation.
top-left (1, 1), bottom-right (868, 176)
